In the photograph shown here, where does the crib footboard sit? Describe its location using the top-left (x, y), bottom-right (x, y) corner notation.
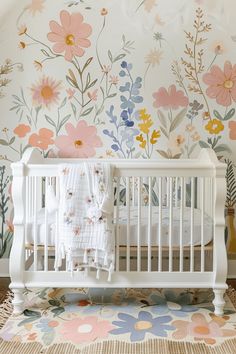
top-left (9, 147), bottom-right (228, 315)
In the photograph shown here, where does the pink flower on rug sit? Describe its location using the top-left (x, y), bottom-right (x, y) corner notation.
top-left (31, 76), bottom-right (61, 108)
top-left (47, 10), bottom-right (92, 61)
top-left (229, 121), bottom-right (236, 140)
top-left (14, 124), bottom-right (31, 138)
top-left (203, 61), bottom-right (236, 107)
top-left (153, 85), bottom-right (189, 110)
top-left (172, 313), bottom-right (236, 345)
top-left (55, 120), bottom-right (102, 158)
top-left (29, 128), bottom-right (54, 150)
top-left (60, 316), bottom-right (114, 344)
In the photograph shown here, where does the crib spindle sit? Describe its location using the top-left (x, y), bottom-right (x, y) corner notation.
top-left (175, 177), bottom-right (178, 207)
top-left (115, 177), bottom-right (120, 272)
top-left (169, 177), bottom-right (173, 272)
top-left (126, 177), bottom-right (130, 272)
top-left (137, 177), bottom-right (141, 272)
top-left (148, 177), bottom-right (152, 272)
top-left (179, 177), bottom-right (184, 272)
top-left (190, 177), bottom-right (195, 272)
top-left (55, 176), bottom-right (60, 271)
top-left (44, 177), bottom-right (49, 271)
top-left (158, 177), bottom-right (162, 272)
top-left (33, 176), bottom-right (38, 271)
top-left (201, 177), bottom-right (205, 272)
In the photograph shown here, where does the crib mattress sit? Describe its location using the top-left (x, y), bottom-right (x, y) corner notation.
top-left (25, 206), bottom-right (213, 247)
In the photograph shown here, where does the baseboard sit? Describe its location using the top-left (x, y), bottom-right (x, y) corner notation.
top-left (1, 258), bottom-right (236, 278)
top-left (0, 259), bottom-right (9, 277)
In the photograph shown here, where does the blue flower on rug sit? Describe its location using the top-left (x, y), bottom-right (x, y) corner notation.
top-left (150, 290), bottom-right (198, 317)
top-left (36, 318), bottom-right (59, 333)
top-left (110, 311), bottom-right (174, 342)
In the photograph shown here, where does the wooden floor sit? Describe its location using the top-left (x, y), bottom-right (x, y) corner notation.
top-left (0, 277), bottom-right (236, 304)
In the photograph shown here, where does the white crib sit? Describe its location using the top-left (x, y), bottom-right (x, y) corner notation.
top-left (9, 147), bottom-right (227, 316)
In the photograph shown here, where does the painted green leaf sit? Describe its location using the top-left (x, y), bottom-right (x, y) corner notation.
top-left (48, 299), bottom-right (61, 307)
top-left (45, 115), bottom-right (56, 128)
top-left (87, 79), bottom-right (98, 90)
top-left (199, 140), bottom-right (210, 148)
top-left (158, 110), bottom-right (167, 128)
top-left (170, 108), bottom-right (187, 132)
top-left (51, 307), bottom-right (65, 317)
top-left (41, 49), bottom-right (50, 57)
top-left (9, 137), bottom-right (15, 145)
top-left (214, 144), bottom-right (231, 153)
top-left (108, 50), bottom-right (113, 63)
top-left (160, 126), bottom-right (168, 138)
top-left (23, 309), bottom-right (41, 317)
top-left (0, 139), bottom-right (9, 146)
top-left (82, 57), bottom-right (93, 72)
top-left (213, 109), bottom-right (223, 120)
top-left (156, 149), bottom-right (169, 158)
top-left (81, 107), bottom-right (93, 117)
top-left (224, 108), bottom-right (235, 121)
top-left (113, 53), bottom-right (126, 62)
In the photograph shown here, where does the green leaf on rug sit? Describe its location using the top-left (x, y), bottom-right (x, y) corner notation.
top-left (51, 307), bottom-right (65, 317)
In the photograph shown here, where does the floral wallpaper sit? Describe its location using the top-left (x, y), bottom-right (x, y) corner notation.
top-left (0, 0), bottom-right (236, 262)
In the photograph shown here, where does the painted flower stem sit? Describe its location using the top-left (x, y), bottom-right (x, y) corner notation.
top-left (96, 16), bottom-right (106, 70)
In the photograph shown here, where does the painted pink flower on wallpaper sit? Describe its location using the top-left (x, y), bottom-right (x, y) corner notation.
top-left (29, 128), bottom-right (54, 150)
top-left (229, 121), bottom-right (236, 140)
top-left (203, 61), bottom-right (236, 107)
top-left (153, 85), bottom-right (189, 110)
top-left (47, 10), bottom-right (92, 62)
top-left (55, 120), bottom-right (102, 157)
top-left (31, 76), bottom-right (61, 108)
top-left (13, 124), bottom-right (31, 138)
top-left (60, 316), bottom-right (113, 344)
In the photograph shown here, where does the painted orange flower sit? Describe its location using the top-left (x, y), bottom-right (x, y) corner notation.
top-left (31, 76), bottom-right (61, 108)
top-left (203, 61), bottom-right (236, 107)
top-left (47, 10), bottom-right (92, 62)
top-left (205, 119), bottom-right (224, 135)
top-left (14, 124), bottom-right (31, 138)
top-left (29, 128), bottom-right (54, 150)
top-left (55, 120), bottom-right (102, 158)
top-left (229, 121), bottom-right (236, 140)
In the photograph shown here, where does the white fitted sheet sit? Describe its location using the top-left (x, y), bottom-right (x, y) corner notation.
top-left (25, 206), bottom-right (213, 247)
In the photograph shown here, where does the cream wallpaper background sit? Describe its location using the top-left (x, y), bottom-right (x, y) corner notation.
top-left (0, 0), bottom-right (236, 264)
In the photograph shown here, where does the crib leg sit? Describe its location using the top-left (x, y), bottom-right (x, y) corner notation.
top-left (12, 288), bottom-right (25, 315)
top-left (213, 289), bottom-right (225, 316)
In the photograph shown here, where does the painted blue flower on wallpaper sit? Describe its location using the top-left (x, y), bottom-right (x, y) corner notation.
top-left (149, 290), bottom-right (198, 317)
top-left (110, 311), bottom-right (174, 342)
top-left (103, 62), bottom-right (143, 158)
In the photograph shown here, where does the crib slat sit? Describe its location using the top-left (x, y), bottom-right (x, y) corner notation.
top-left (137, 177), bottom-right (141, 272)
top-left (169, 177), bottom-right (173, 272)
top-left (44, 177), bottom-right (49, 271)
top-left (33, 176), bottom-right (38, 271)
top-left (132, 177), bottom-right (135, 207)
top-left (115, 177), bottom-right (120, 272)
top-left (158, 177), bottom-right (162, 272)
top-left (190, 177), bottom-right (195, 272)
top-left (201, 177), bottom-right (205, 272)
top-left (148, 177), bottom-right (152, 272)
top-left (55, 176), bottom-right (60, 271)
top-left (126, 177), bottom-right (130, 272)
top-left (179, 177), bottom-right (184, 272)
top-left (175, 177), bottom-right (178, 207)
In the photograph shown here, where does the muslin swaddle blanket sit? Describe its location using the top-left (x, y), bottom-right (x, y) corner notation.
top-left (54, 162), bottom-right (114, 280)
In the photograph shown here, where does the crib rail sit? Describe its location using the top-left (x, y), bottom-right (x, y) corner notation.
top-left (10, 148), bottom-right (227, 291)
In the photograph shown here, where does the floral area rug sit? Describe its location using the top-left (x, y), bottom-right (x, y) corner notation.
top-left (0, 287), bottom-right (236, 354)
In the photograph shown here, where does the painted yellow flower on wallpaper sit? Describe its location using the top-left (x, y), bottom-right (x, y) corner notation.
top-left (205, 119), bottom-right (224, 135)
top-left (136, 109), bottom-right (161, 158)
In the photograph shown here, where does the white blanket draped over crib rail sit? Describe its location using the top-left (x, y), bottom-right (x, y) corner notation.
top-left (53, 162), bottom-right (114, 280)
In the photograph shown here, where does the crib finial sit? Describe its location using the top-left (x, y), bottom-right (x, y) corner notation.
top-left (21, 147), bottom-right (44, 164)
